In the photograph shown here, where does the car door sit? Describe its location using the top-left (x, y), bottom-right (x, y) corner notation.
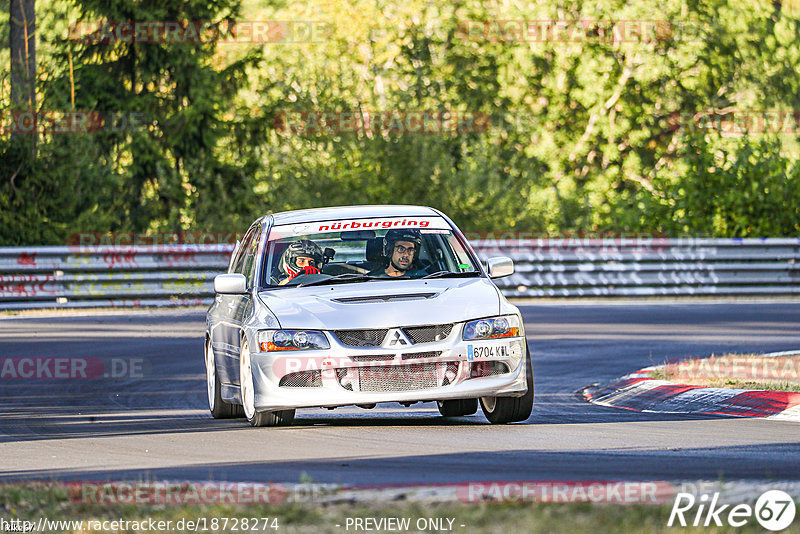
top-left (212, 223), bottom-right (258, 385)
top-left (222, 223), bottom-right (265, 385)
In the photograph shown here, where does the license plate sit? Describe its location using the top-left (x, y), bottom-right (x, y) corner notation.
top-left (468, 344), bottom-right (508, 360)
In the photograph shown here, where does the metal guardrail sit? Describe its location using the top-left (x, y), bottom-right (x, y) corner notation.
top-left (480, 238), bottom-right (800, 297)
top-left (0, 245), bottom-right (231, 310)
top-left (0, 238), bottom-right (798, 309)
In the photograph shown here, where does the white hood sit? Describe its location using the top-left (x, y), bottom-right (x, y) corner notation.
top-left (258, 278), bottom-right (501, 329)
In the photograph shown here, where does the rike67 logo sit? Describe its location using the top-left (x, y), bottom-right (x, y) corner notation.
top-left (668, 489), bottom-right (796, 531)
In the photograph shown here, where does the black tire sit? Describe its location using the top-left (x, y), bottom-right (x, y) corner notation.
top-left (206, 338), bottom-right (243, 419)
top-left (248, 409), bottom-right (296, 427)
top-left (437, 398), bottom-right (479, 417)
top-left (480, 346), bottom-right (534, 424)
top-left (239, 338), bottom-right (295, 427)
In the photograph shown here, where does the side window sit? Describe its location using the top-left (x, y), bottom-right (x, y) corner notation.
top-left (231, 225), bottom-right (257, 274)
top-left (449, 234), bottom-right (477, 272)
top-left (241, 224), bottom-right (263, 285)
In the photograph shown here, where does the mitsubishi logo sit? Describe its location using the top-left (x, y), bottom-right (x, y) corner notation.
top-left (384, 329), bottom-right (411, 347)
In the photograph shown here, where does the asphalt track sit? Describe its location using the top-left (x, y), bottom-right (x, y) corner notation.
top-left (1, 302), bottom-right (799, 485)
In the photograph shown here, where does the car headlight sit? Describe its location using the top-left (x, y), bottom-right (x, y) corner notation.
top-left (462, 315), bottom-right (521, 340)
top-left (257, 330), bottom-right (330, 352)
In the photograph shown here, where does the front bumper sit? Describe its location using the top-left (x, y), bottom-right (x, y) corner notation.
top-left (249, 334), bottom-right (529, 412)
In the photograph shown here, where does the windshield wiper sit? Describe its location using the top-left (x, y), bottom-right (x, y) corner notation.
top-left (420, 270), bottom-right (481, 279)
top-left (297, 273), bottom-right (376, 287)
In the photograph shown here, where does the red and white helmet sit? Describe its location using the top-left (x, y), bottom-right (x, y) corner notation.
top-left (279, 240), bottom-right (324, 277)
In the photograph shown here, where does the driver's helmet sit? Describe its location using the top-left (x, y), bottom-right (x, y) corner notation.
top-left (382, 229), bottom-right (422, 261)
top-left (279, 239), bottom-right (324, 277)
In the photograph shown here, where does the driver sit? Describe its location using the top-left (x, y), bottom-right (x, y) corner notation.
top-left (369, 229), bottom-right (423, 278)
top-left (277, 240), bottom-right (323, 285)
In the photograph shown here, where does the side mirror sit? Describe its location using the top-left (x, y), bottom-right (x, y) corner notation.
top-left (486, 256), bottom-right (514, 279)
top-left (214, 273), bottom-right (247, 294)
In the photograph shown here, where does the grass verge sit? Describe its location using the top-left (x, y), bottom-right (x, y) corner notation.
top-left (0, 482), bottom-right (778, 534)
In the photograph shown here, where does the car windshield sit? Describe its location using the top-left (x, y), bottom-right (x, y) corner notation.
top-left (260, 216), bottom-right (480, 288)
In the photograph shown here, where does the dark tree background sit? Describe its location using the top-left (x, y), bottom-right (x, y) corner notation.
top-left (1, 0), bottom-right (799, 244)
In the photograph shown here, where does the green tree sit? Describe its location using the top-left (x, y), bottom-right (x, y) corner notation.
top-left (2, 0), bottom-right (800, 244)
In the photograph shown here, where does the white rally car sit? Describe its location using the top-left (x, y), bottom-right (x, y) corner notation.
top-left (205, 205), bottom-right (533, 426)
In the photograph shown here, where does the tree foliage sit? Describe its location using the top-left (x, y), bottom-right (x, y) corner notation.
top-left (2, 0), bottom-right (799, 244)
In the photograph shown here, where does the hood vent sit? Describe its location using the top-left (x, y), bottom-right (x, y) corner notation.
top-left (332, 292), bottom-right (437, 303)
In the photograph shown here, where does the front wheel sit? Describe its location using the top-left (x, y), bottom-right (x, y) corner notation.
top-left (206, 338), bottom-right (243, 418)
top-left (239, 339), bottom-right (295, 427)
top-left (437, 398), bottom-right (479, 417)
top-left (480, 346), bottom-right (533, 424)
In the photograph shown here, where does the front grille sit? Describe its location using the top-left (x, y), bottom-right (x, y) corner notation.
top-left (358, 363), bottom-right (441, 392)
top-left (470, 361), bottom-right (510, 378)
top-left (336, 363), bottom-right (446, 392)
top-left (402, 351), bottom-right (441, 360)
top-left (279, 370), bottom-right (322, 388)
top-left (350, 354), bottom-right (395, 362)
top-left (333, 325), bottom-right (454, 347)
top-left (403, 324), bottom-right (453, 344)
top-left (334, 329), bottom-right (389, 347)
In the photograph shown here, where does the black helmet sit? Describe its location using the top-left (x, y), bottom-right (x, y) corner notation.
top-left (279, 240), bottom-right (324, 277)
top-left (382, 229), bottom-right (422, 260)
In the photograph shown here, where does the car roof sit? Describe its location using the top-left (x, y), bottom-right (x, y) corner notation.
top-left (267, 205), bottom-right (441, 225)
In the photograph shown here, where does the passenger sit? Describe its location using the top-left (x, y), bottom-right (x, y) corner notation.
top-left (369, 229), bottom-right (423, 278)
top-left (277, 240), bottom-right (323, 285)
